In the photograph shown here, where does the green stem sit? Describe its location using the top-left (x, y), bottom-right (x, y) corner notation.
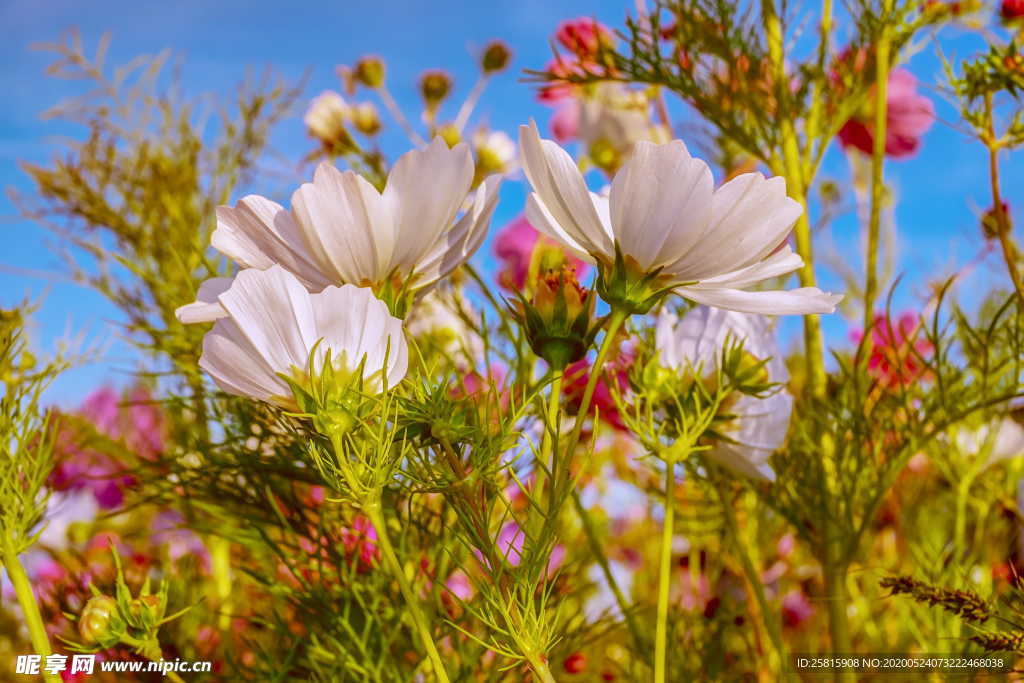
top-left (2, 540), bottom-right (60, 683)
top-left (714, 479), bottom-right (786, 674)
top-left (561, 308), bottom-right (629, 476)
top-left (985, 94), bottom-right (1024, 303)
top-left (802, 0), bottom-right (834, 175)
top-left (762, 0), bottom-right (827, 398)
top-left (210, 537), bottom-right (232, 632)
top-left (364, 499), bottom-right (451, 683)
top-left (863, 10), bottom-right (890, 333)
top-left (526, 656), bottom-right (557, 683)
top-left (822, 554), bottom-right (853, 682)
top-left (547, 307), bottom-right (627, 530)
top-left (654, 461), bottom-right (676, 683)
top-left (137, 640), bottom-right (187, 683)
top-left (536, 371), bottom-right (564, 514)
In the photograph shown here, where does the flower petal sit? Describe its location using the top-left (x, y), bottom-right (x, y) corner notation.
top-left (384, 137), bottom-right (474, 274)
top-left (217, 265), bottom-right (318, 374)
top-left (415, 175), bottom-right (502, 288)
top-left (176, 277), bottom-right (233, 324)
top-left (672, 173), bottom-right (801, 280)
top-left (519, 121), bottom-right (613, 258)
top-left (690, 247), bottom-right (803, 290)
top-left (608, 140), bottom-right (713, 270)
top-left (676, 286), bottom-right (843, 315)
top-left (291, 163), bottom-right (389, 286)
top-left (214, 196), bottom-right (331, 290)
top-left (199, 318), bottom-right (289, 402)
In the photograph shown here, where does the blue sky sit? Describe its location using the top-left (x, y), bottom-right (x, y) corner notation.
top-left (1, 0), bottom-right (1021, 406)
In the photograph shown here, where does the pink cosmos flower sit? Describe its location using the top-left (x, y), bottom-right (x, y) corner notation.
top-left (49, 386), bottom-right (165, 510)
top-left (851, 311), bottom-right (933, 387)
top-left (556, 18), bottom-right (613, 58)
top-left (496, 520), bottom-right (566, 573)
top-left (564, 345), bottom-right (635, 432)
top-left (445, 569), bottom-right (474, 601)
top-left (550, 101), bottom-right (581, 142)
top-left (838, 69), bottom-right (934, 159)
top-left (341, 515), bottom-right (379, 571)
top-left (781, 588), bottom-right (815, 628)
top-left (493, 215), bottom-right (590, 292)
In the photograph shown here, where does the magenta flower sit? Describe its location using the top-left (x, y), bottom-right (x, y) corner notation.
top-left (851, 311), bottom-right (933, 387)
top-left (496, 521), bottom-right (565, 573)
top-left (564, 345), bottom-right (635, 432)
top-left (49, 385), bottom-right (166, 510)
top-left (781, 588), bottom-right (815, 628)
top-left (493, 215), bottom-right (589, 292)
top-left (555, 18), bottom-right (613, 59)
top-left (550, 100), bottom-right (581, 142)
top-left (341, 515), bottom-right (379, 571)
top-left (838, 69), bottom-right (934, 159)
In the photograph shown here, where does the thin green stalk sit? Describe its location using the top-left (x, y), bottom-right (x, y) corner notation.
top-left (654, 461), bottom-right (676, 683)
top-left (863, 13), bottom-right (891, 333)
top-left (364, 498), bottom-right (451, 683)
top-left (714, 479), bottom-right (786, 674)
top-left (984, 93), bottom-right (1024, 303)
top-left (555, 309), bottom-right (643, 650)
top-left (560, 308), bottom-right (629, 473)
top-left (136, 639), bottom-right (187, 683)
top-left (822, 553), bottom-right (853, 682)
top-left (536, 371), bottom-right (564, 511)
top-left (210, 537), bottom-right (232, 632)
top-left (762, 0), bottom-right (827, 398)
top-left (525, 656), bottom-right (557, 683)
top-left (2, 540), bottom-right (60, 683)
top-left (803, 0), bottom-right (835, 175)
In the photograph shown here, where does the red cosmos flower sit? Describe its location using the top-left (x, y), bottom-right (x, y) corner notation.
top-left (341, 515), bottom-right (379, 571)
top-left (555, 18), bottom-right (613, 59)
top-left (838, 68), bottom-right (934, 159)
top-left (493, 215), bottom-right (589, 292)
top-left (564, 346), bottom-right (634, 431)
top-left (852, 312), bottom-right (934, 387)
top-left (781, 588), bottom-right (815, 628)
top-left (1003, 0), bottom-right (1024, 21)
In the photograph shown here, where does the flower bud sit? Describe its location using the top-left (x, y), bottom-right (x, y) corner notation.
top-left (79, 595), bottom-right (121, 646)
top-left (304, 91), bottom-right (353, 151)
top-left (514, 267), bottom-right (598, 370)
top-left (982, 201), bottom-right (1011, 240)
top-left (555, 18), bottom-right (613, 59)
top-left (480, 40), bottom-right (512, 73)
top-left (419, 70), bottom-right (453, 109)
top-left (563, 652), bottom-right (588, 674)
top-left (127, 594), bottom-right (163, 629)
top-left (350, 102), bottom-right (381, 136)
top-left (353, 56), bottom-right (386, 89)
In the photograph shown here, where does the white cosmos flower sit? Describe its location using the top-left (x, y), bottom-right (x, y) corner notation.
top-left (177, 137), bottom-right (501, 323)
top-left (519, 121), bottom-right (842, 315)
top-left (655, 306), bottom-right (792, 480)
top-left (188, 265), bottom-right (407, 408)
